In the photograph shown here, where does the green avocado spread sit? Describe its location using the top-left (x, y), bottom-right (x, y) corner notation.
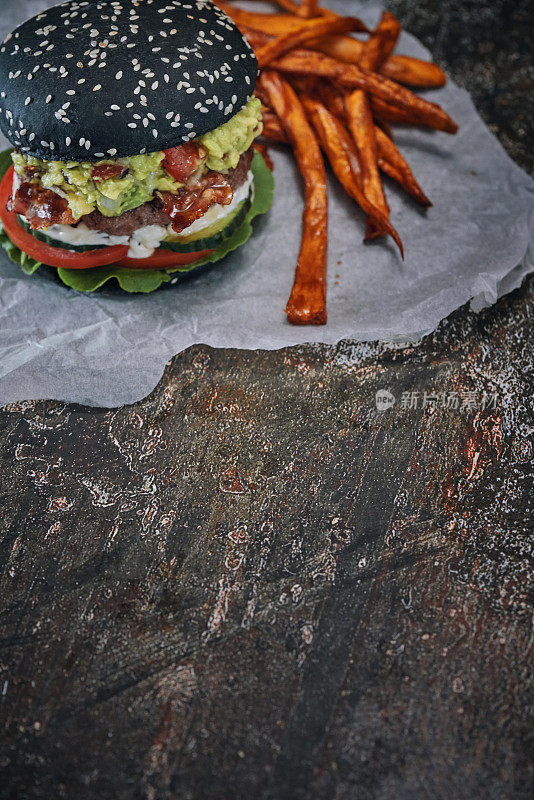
top-left (199, 96), bottom-right (262, 172)
top-left (12, 97), bottom-right (263, 220)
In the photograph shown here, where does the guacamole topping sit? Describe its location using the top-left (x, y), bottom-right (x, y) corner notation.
top-left (11, 97), bottom-right (263, 221)
top-left (199, 96), bottom-right (262, 172)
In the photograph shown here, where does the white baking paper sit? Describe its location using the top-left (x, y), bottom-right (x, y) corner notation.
top-left (0, 0), bottom-right (532, 407)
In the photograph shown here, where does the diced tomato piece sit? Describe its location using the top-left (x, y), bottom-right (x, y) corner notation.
top-left (163, 142), bottom-right (206, 182)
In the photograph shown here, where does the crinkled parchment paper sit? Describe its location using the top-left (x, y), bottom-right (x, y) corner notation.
top-left (0, 0), bottom-right (532, 407)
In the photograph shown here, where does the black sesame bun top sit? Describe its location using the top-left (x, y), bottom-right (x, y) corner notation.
top-left (0, 0), bottom-right (258, 162)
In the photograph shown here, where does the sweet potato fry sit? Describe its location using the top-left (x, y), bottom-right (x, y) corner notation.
top-left (273, 0), bottom-right (301, 12)
top-left (311, 37), bottom-right (447, 87)
top-left (217, 0), bottom-right (334, 20)
top-left (254, 83), bottom-right (272, 109)
top-left (310, 34), bottom-right (367, 66)
top-left (240, 26), bottom-right (271, 53)
top-left (374, 126), bottom-right (431, 207)
top-left (319, 81), bottom-right (347, 120)
top-left (225, 0), bottom-right (303, 14)
top-left (370, 95), bottom-right (437, 127)
top-left (261, 112), bottom-right (289, 143)
top-left (216, 5), bottom-right (330, 34)
top-left (380, 55), bottom-right (446, 88)
top-left (253, 141), bottom-right (274, 171)
top-left (300, 94), bottom-right (404, 256)
top-left (216, 2), bottom-right (369, 31)
top-left (287, 73), bottom-right (318, 97)
top-left (378, 158), bottom-right (430, 207)
top-left (291, 77), bottom-right (346, 120)
top-left (362, 11), bottom-right (401, 70)
top-left (302, 98), bottom-right (363, 186)
top-left (268, 48), bottom-right (458, 133)
top-left (256, 16), bottom-right (362, 68)
top-left (297, 0), bottom-right (320, 18)
top-left (281, 0), bottom-right (338, 20)
top-left (259, 71), bottom-right (328, 325)
top-left (345, 90), bottom-right (389, 240)
top-left (271, 0), bottom-right (301, 12)
top-left (376, 117), bottom-right (394, 139)
top-left (344, 11), bottom-right (400, 240)
top-left (346, 11), bottom-right (402, 238)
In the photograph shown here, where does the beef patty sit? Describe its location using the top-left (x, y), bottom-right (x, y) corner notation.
top-left (81, 147), bottom-right (253, 236)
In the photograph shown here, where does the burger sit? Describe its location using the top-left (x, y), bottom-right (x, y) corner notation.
top-left (0, 0), bottom-right (273, 292)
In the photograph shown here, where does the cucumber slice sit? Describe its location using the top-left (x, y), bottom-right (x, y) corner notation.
top-left (17, 216), bottom-right (108, 252)
top-left (159, 197), bottom-right (251, 253)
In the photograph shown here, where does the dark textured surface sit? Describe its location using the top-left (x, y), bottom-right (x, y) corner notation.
top-left (1, 2), bottom-right (533, 799)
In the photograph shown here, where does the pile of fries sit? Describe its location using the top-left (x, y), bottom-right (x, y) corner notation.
top-left (215, 0), bottom-right (458, 325)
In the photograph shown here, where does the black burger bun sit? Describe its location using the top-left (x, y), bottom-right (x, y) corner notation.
top-left (0, 0), bottom-right (258, 162)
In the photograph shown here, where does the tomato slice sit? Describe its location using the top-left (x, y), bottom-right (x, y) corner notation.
top-left (0, 165), bottom-right (129, 269)
top-left (0, 165), bottom-right (214, 272)
top-left (163, 142), bottom-right (206, 182)
top-left (116, 248), bottom-right (213, 269)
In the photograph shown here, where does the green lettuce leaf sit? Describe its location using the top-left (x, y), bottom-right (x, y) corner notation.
top-left (0, 223), bottom-right (42, 274)
top-left (0, 148), bottom-right (13, 178)
top-left (0, 148), bottom-right (274, 293)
